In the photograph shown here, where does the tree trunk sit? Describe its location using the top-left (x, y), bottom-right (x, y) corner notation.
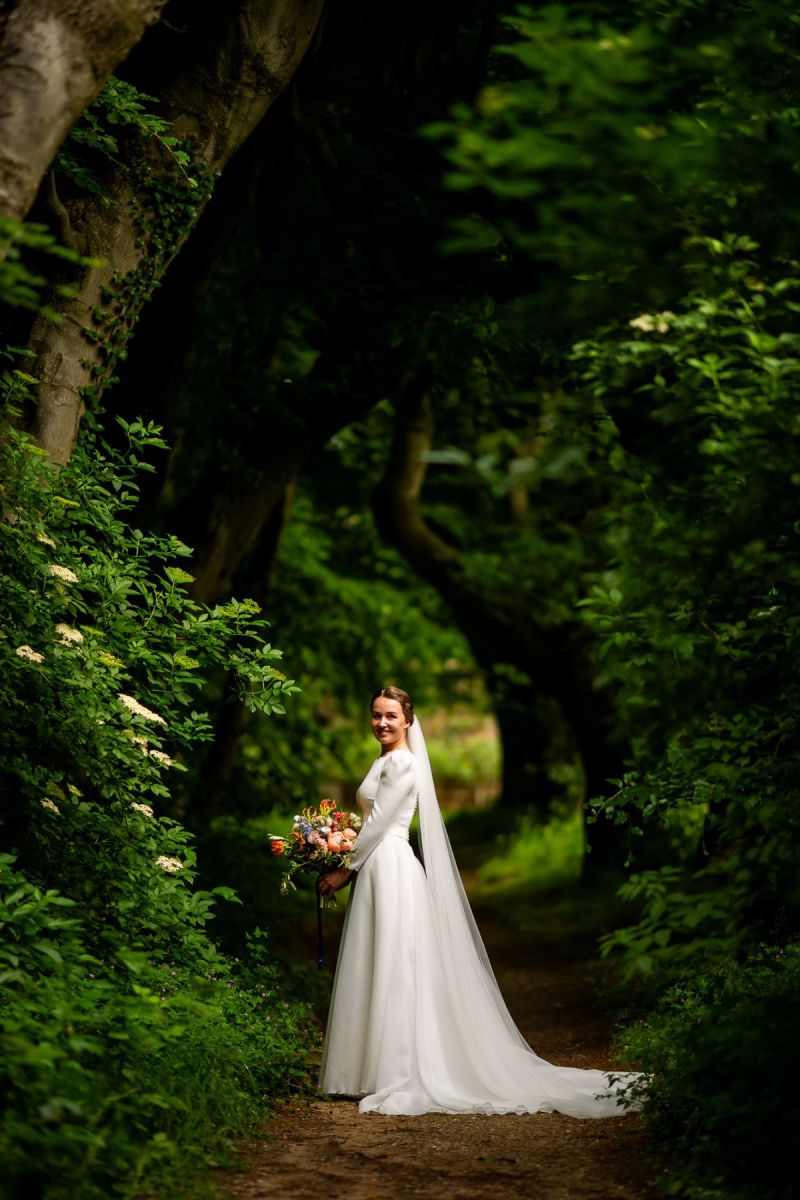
top-left (374, 382), bottom-right (629, 857)
top-left (28, 0), bottom-right (325, 465)
top-left (489, 674), bottom-right (562, 814)
top-left (192, 484), bottom-right (295, 819)
top-left (0, 0), bottom-right (169, 221)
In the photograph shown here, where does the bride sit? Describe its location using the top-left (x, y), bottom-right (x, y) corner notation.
top-left (317, 686), bottom-right (645, 1117)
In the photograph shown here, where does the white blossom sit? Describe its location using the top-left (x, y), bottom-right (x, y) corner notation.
top-left (117, 693), bottom-right (167, 725)
top-left (40, 798), bottom-right (60, 813)
top-left (156, 855), bottom-right (183, 873)
top-left (122, 728), bottom-right (150, 751)
top-left (15, 644), bottom-right (44, 663)
top-left (147, 749), bottom-right (175, 767)
top-left (36, 532), bottom-right (56, 548)
top-left (132, 802), bottom-right (155, 818)
top-left (55, 623), bottom-right (84, 645)
top-left (628, 311), bottom-right (675, 334)
top-left (47, 563), bottom-right (79, 583)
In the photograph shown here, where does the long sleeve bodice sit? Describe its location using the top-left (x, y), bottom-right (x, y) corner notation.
top-left (348, 748), bottom-right (418, 871)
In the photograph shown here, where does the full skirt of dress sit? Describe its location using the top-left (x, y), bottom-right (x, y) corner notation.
top-left (319, 834), bottom-right (642, 1118)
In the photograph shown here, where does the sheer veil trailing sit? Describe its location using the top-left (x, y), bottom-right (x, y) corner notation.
top-left (407, 715), bottom-right (646, 1117)
top-left (408, 717), bottom-right (530, 1050)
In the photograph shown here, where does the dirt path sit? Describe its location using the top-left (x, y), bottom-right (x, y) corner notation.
top-left (218, 898), bottom-right (658, 1200)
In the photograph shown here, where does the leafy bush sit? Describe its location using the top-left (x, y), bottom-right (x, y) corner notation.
top-left (618, 945), bottom-right (800, 1200)
top-left (576, 248), bottom-right (800, 976)
top-left (427, 8), bottom-right (800, 1194)
top-left (0, 373), bottom-right (310, 1198)
top-left (0, 853), bottom-right (314, 1200)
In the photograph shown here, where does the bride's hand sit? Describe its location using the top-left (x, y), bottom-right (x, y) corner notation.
top-left (318, 868), bottom-right (354, 899)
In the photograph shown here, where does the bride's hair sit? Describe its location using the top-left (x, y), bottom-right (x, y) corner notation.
top-left (371, 685), bottom-right (415, 726)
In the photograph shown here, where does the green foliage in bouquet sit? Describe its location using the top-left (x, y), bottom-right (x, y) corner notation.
top-left (0, 368), bottom-right (309, 1199)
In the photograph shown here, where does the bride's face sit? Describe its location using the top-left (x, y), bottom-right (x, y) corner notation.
top-left (371, 697), bottom-right (410, 752)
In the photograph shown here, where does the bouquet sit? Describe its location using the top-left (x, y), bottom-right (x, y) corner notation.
top-left (270, 798), bottom-right (362, 907)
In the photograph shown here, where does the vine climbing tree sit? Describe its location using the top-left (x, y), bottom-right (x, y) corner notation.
top-left (23, 0), bottom-right (324, 464)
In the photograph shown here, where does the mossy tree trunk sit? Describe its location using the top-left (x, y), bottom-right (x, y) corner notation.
top-left (26, 0), bottom-right (325, 465)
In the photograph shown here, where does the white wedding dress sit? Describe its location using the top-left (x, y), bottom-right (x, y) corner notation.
top-left (319, 726), bottom-right (646, 1118)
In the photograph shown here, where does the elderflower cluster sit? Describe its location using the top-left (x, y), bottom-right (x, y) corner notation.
top-left (122, 728), bottom-right (149, 750)
top-left (47, 563), bottom-right (79, 583)
top-left (36, 531), bottom-right (56, 548)
top-left (131, 802), bottom-right (154, 818)
top-left (147, 749), bottom-right (175, 767)
top-left (120, 728), bottom-right (175, 766)
top-left (40, 798), bottom-right (60, 813)
top-left (15, 644), bottom-right (44, 663)
top-left (117, 693), bottom-right (167, 725)
top-left (55, 623), bottom-right (84, 645)
top-left (628, 311), bottom-right (675, 334)
top-left (156, 855), bottom-right (183, 874)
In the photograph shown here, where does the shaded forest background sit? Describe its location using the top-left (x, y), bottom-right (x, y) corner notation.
top-left (1, 2), bottom-right (799, 1199)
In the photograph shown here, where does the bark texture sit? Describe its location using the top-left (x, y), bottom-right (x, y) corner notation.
top-left (0, 0), bottom-right (169, 221)
top-left (28, 0), bottom-right (325, 465)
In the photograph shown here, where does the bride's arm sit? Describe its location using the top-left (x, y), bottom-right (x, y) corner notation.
top-left (346, 752), bottom-right (415, 872)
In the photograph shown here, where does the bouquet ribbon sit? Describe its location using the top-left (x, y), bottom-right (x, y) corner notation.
top-left (316, 887), bottom-right (325, 970)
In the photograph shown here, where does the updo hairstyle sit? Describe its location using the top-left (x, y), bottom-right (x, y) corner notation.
top-left (371, 685), bottom-right (415, 727)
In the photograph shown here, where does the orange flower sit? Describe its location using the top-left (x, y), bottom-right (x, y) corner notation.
top-left (270, 839), bottom-right (285, 856)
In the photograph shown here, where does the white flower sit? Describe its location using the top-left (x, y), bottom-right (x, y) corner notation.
top-left (55, 623), bottom-right (84, 645)
top-left (36, 531), bottom-right (56, 548)
top-left (47, 563), bottom-right (79, 583)
top-left (147, 749), bottom-right (175, 767)
top-left (15, 644), bottom-right (44, 663)
top-left (122, 729), bottom-right (150, 750)
top-left (628, 311), bottom-right (675, 334)
top-left (117, 693), bottom-right (167, 726)
top-left (40, 798), bottom-right (60, 813)
top-left (132, 802), bottom-right (154, 818)
top-left (156, 855), bottom-right (183, 873)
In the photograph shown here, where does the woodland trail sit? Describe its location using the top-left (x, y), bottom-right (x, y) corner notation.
top-left (218, 891), bottom-right (659, 1200)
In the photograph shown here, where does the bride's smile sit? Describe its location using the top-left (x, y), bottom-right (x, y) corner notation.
top-left (371, 696), bottom-right (410, 754)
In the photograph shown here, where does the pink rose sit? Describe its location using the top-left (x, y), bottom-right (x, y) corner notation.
top-left (342, 828), bottom-right (357, 840)
top-left (327, 832), bottom-right (344, 852)
top-left (340, 840), bottom-right (354, 852)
